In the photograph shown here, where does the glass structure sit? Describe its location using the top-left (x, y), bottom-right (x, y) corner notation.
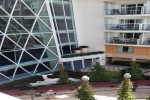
top-left (0, 0), bottom-right (77, 84)
top-left (49, 0), bottom-right (77, 54)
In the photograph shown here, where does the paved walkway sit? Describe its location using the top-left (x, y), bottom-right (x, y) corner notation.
top-left (18, 86), bottom-right (150, 100)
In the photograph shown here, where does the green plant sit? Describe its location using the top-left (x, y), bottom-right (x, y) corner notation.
top-left (77, 79), bottom-right (95, 100)
top-left (126, 63), bottom-right (143, 80)
top-left (117, 77), bottom-right (134, 100)
top-left (146, 96), bottom-right (150, 100)
top-left (58, 64), bottom-right (69, 84)
top-left (88, 63), bottom-right (121, 82)
top-left (61, 51), bottom-right (104, 58)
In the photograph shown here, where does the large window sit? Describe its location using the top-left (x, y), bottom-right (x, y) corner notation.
top-left (117, 46), bottom-right (134, 53)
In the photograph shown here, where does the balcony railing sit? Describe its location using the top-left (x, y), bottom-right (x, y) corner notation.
top-left (105, 23), bottom-right (140, 30)
top-left (105, 23), bottom-right (150, 31)
top-left (104, 6), bottom-right (150, 15)
top-left (142, 38), bottom-right (150, 45)
top-left (105, 37), bottom-right (142, 45)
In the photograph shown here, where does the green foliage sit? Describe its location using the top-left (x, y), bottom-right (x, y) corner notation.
top-left (125, 63), bottom-right (143, 80)
top-left (146, 96), bottom-right (150, 100)
top-left (61, 51), bottom-right (104, 58)
top-left (88, 63), bottom-right (121, 82)
top-left (111, 60), bottom-right (150, 69)
top-left (117, 79), bottom-right (134, 100)
top-left (58, 64), bottom-right (69, 84)
top-left (77, 81), bottom-right (95, 100)
top-left (111, 61), bottom-right (131, 66)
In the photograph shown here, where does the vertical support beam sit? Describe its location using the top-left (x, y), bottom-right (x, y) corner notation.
top-left (45, 0), bottom-right (61, 59)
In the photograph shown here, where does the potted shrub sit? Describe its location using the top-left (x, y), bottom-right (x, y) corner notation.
top-left (74, 47), bottom-right (81, 54)
top-left (80, 46), bottom-right (89, 53)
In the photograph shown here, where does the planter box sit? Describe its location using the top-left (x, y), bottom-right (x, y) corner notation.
top-left (81, 48), bottom-right (88, 53)
top-left (74, 50), bottom-right (81, 54)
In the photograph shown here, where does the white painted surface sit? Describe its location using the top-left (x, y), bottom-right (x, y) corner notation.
top-left (0, 92), bottom-right (21, 100)
top-left (72, 0), bottom-right (105, 52)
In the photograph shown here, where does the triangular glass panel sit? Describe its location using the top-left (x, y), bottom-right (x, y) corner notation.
top-left (13, 67), bottom-right (31, 80)
top-left (13, 17), bottom-right (35, 32)
top-left (2, 50), bottom-right (20, 63)
top-left (7, 34), bottom-right (29, 48)
top-left (22, 63), bottom-right (38, 74)
top-left (26, 48), bottom-right (45, 60)
top-left (49, 46), bottom-right (58, 54)
top-left (1, 0), bottom-right (15, 14)
top-left (36, 33), bottom-right (53, 46)
top-left (0, 55), bottom-right (16, 79)
top-left (1, 37), bottom-right (22, 52)
top-left (35, 63), bottom-right (51, 74)
top-left (39, 3), bottom-right (48, 16)
top-left (1, 68), bottom-right (16, 79)
top-left (0, 8), bottom-right (8, 16)
top-left (0, 74), bottom-right (11, 84)
top-left (42, 60), bottom-right (58, 71)
top-left (39, 17), bottom-right (52, 29)
top-left (22, 0), bottom-right (45, 15)
top-left (26, 35), bottom-right (45, 49)
top-left (49, 60), bottom-right (58, 70)
top-left (20, 51), bottom-right (37, 63)
top-left (43, 49), bottom-right (58, 60)
top-left (13, 0), bottom-right (35, 16)
top-left (32, 19), bottom-right (52, 33)
top-left (48, 37), bottom-right (57, 47)
top-left (7, 18), bottom-right (28, 34)
top-left (0, 17), bottom-right (9, 33)
top-left (0, 54), bottom-right (16, 68)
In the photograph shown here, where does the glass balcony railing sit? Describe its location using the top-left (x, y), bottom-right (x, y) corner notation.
top-left (105, 23), bottom-right (150, 31)
top-left (105, 37), bottom-right (142, 45)
top-left (104, 6), bottom-right (150, 15)
top-left (105, 23), bottom-right (141, 30)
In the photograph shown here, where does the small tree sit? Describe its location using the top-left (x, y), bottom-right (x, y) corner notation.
top-left (117, 73), bottom-right (134, 100)
top-left (88, 62), bottom-right (121, 82)
top-left (77, 76), bottom-right (95, 100)
top-left (58, 63), bottom-right (69, 84)
top-left (129, 63), bottom-right (143, 80)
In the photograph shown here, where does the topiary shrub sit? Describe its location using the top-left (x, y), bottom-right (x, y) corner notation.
top-left (117, 74), bottom-right (134, 100)
top-left (58, 64), bottom-right (69, 84)
top-left (77, 76), bottom-right (95, 100)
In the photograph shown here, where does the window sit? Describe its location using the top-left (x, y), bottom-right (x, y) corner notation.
top-left (73, 60), bottom-right (83, 70)
top-left (84, 59), bottom-right (92, 68)
top-left (123, 46), bottom-right (129, 52)
top-left (117, 46), bottom-right (134, 53)
top-left (59, 33), bottom-right (69, 43)
top-left (63, 62), bottom-right (72, 70)
top-left (53, 3), bottom-right (64, 16)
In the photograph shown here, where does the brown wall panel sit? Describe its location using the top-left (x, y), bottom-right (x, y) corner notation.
top-left (105, 45), bottom-right (150, 56)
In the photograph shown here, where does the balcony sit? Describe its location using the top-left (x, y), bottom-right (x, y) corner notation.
top-left (105, 37), bottom-right (141, 45)
top-left (105, 24), bottom-right (150, 31)
top-left (104, 6), bottom-right (150, 15)
top-left (142, 38), bottom-right (150, 45)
